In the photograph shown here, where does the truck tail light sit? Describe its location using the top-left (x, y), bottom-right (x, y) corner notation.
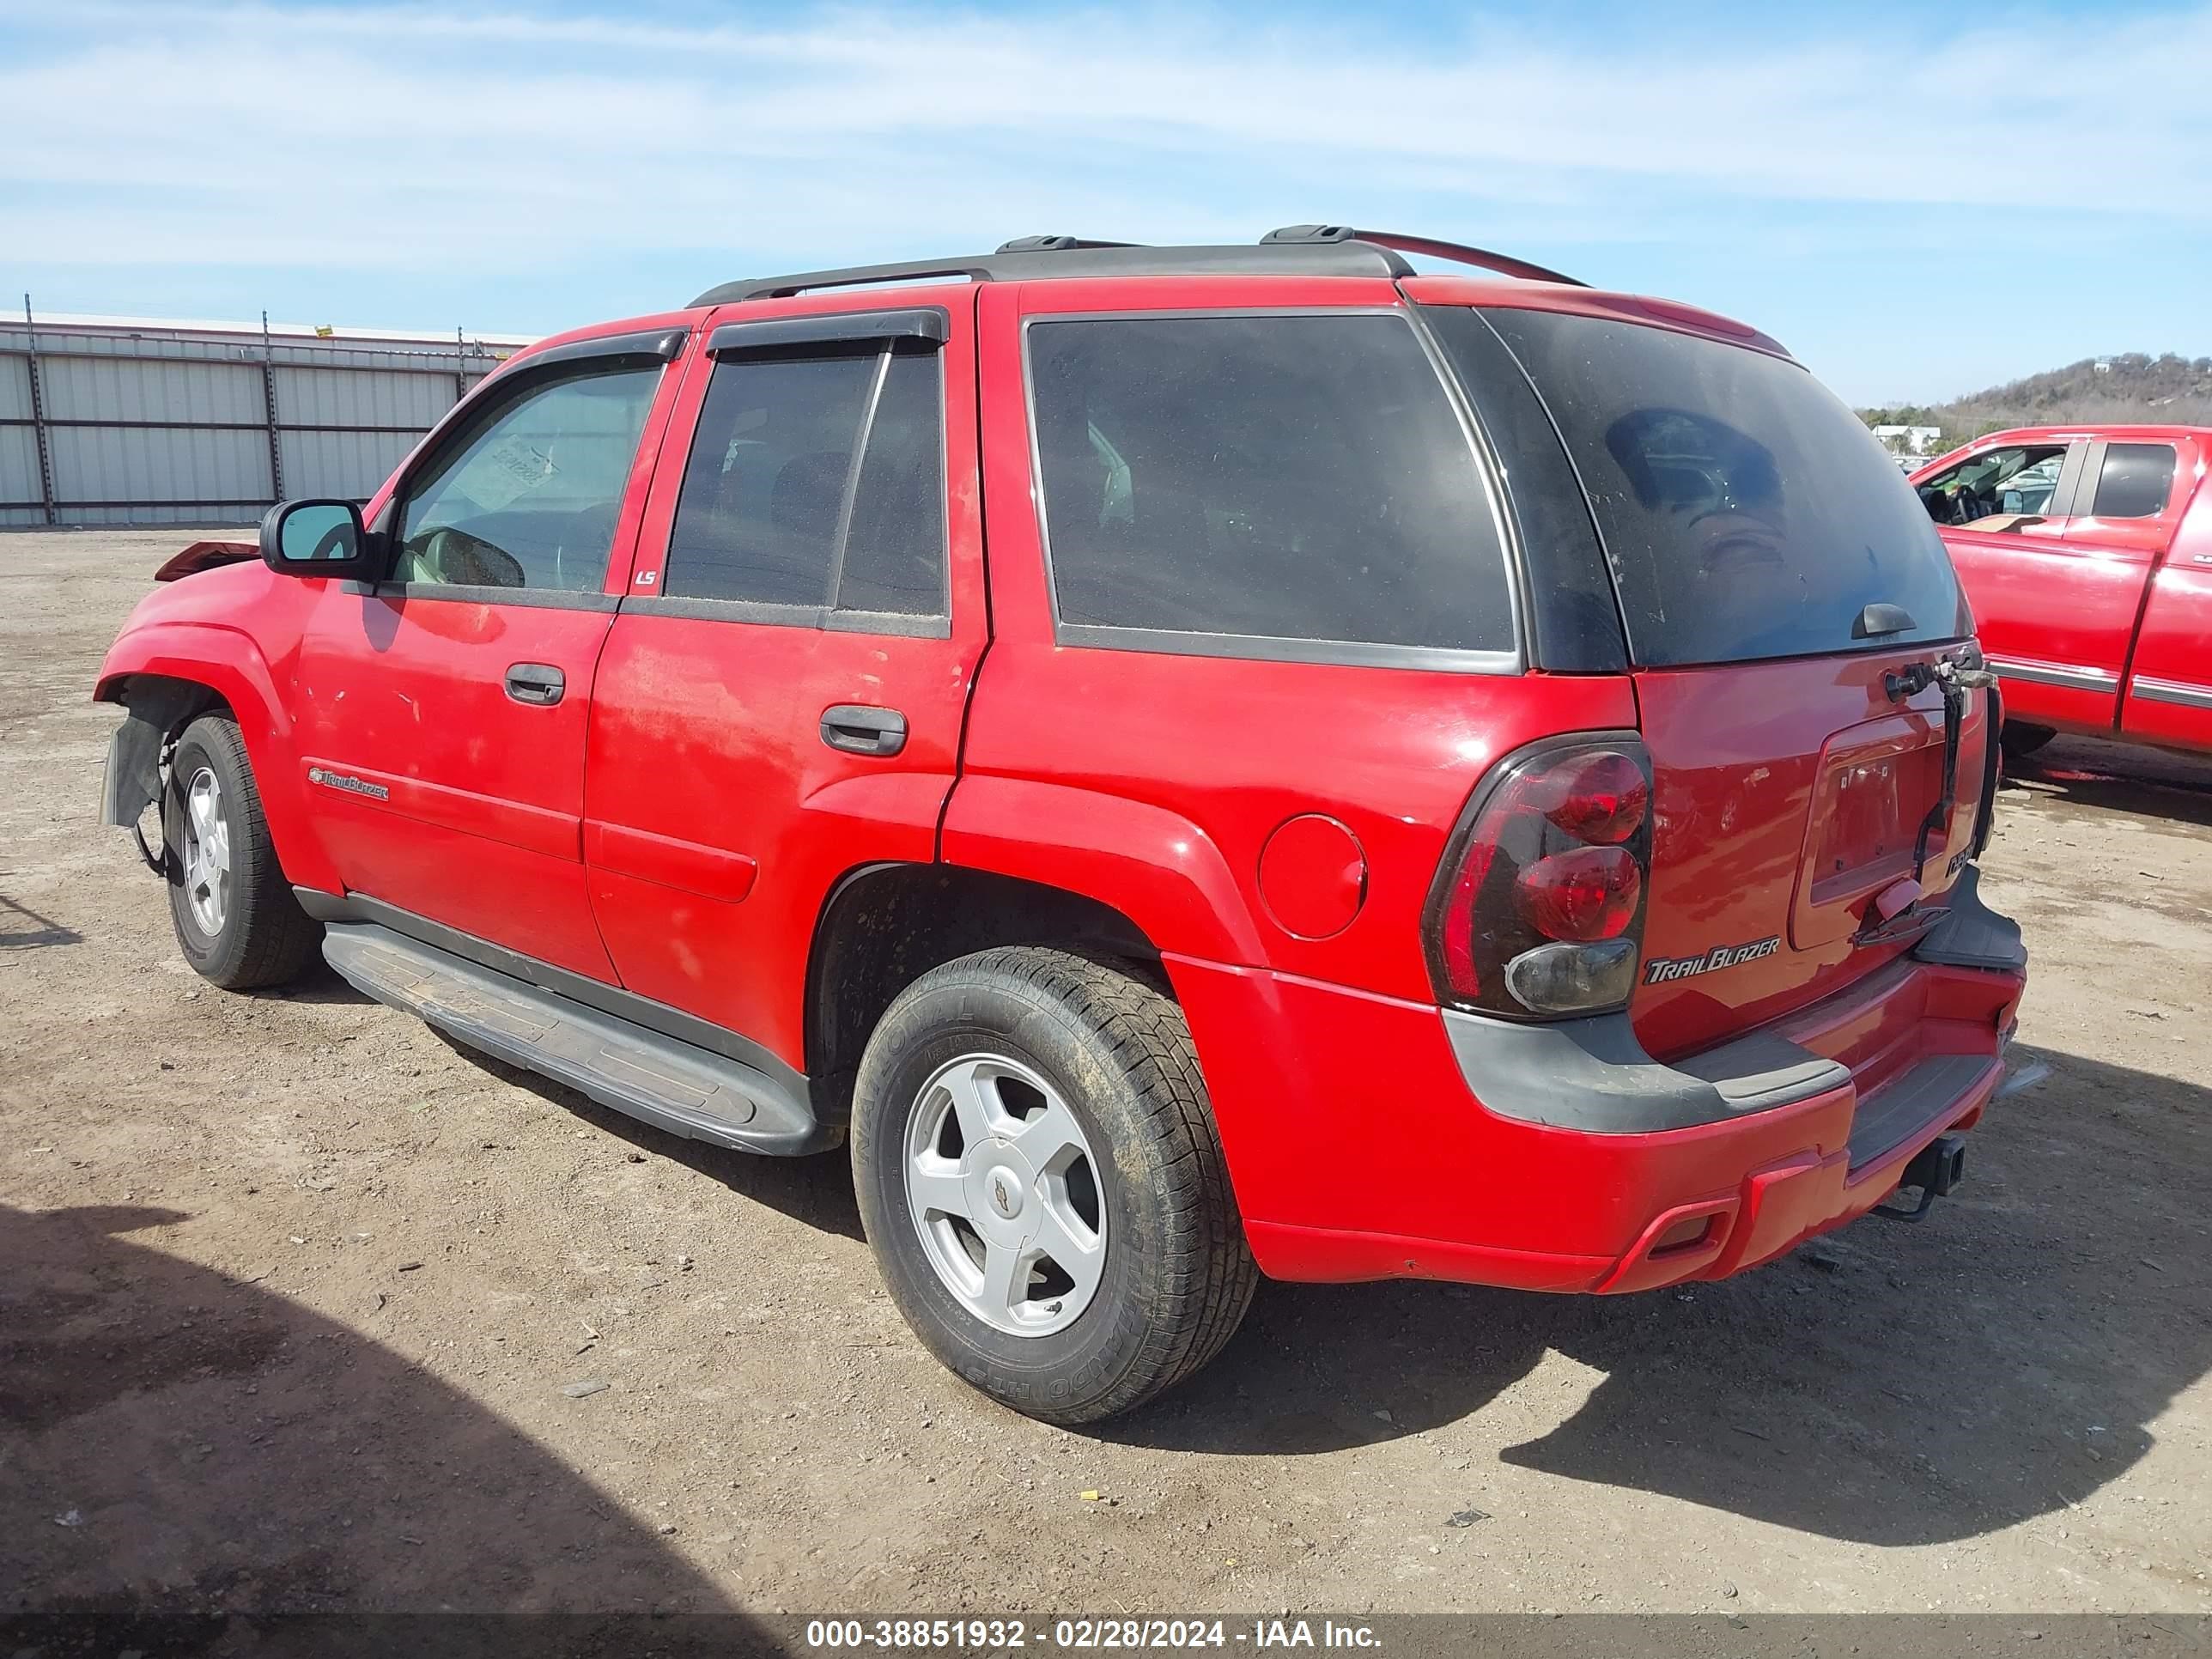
top-left (1425, 734), bottom-right (1654, 1018)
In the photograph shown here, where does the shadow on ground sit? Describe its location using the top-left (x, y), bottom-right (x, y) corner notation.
top-left (1102, 1046), bottom-right (2211, 1548)
top-left (2006, 734), bottom-right (2212, 829)
top-left (423, 1028), bottom-right (866, 1243)
top-left (0, 889), bottom-right (81, 951)
top-left (0, 1204), bottom-right (769, 1649)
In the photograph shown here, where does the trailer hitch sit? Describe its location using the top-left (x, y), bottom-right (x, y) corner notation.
top-left (1871, 1133), bottom-right (1968, 1223)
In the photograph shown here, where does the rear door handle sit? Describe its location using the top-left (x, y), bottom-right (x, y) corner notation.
top-left (504, 663), bottom-right (565, 706)
top-left (820, 703), bottom-right (908, 757)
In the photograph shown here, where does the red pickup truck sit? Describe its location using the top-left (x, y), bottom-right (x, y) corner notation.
top-left (94, 228), bottom-right (2027, 1423)
top-left (1912, 426), bottom-right (2212, 758)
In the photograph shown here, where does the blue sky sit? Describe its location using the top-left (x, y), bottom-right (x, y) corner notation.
top-left (2, 0), bottom-right (2207, 404)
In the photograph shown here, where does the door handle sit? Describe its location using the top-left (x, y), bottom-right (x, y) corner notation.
top-left (820, 703), bottom-right (908, 757)
top-left (504, 663), bottom-right (566, 706)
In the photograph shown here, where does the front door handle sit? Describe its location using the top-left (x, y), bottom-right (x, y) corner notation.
top-left (505, 663), bottom-right (565, 706)
top-left (820, 703), bottom-right (908, 757)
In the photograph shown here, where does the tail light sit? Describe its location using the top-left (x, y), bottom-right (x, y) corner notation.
top-left (1424, 732), bottom-right (1654, 1018)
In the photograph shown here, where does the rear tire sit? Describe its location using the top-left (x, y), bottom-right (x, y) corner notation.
top-left (2000, 721), bottom-right (2056, 760)
top-left (851, 946), bottom-right (1257, 1425)
top-left (163, 714), bottom-right (322, 990)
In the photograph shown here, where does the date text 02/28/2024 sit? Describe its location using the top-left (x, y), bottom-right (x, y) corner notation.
top-left (802, 1618), bottom-right (1382, 1650)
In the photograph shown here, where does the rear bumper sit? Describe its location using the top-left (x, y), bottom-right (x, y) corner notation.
top-left (1172, 872), bottom-right (2027, 1294)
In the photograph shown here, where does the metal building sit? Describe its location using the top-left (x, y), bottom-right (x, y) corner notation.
top-left (0, 309), bottom-right (534, 529)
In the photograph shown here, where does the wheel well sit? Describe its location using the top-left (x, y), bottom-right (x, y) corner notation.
top-left (805, 865), bottom-right (1164, 1120)
top-left (99, 671), bottom-right (232, 726)
top-left (97, 674), bottom-right (235, 834)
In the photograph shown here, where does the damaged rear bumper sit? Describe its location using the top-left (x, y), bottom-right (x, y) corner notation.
top-left (1200, 866), bottom-right (2027, 1292)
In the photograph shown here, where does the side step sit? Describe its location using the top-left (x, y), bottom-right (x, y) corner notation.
top-left (323, 921), bottom-right (836, 1156)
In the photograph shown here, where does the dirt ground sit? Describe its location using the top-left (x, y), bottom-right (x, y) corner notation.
top-left (4, 528), bottom-right (2209, 1625)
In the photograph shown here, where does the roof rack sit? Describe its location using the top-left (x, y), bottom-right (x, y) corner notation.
top-left (689, 226), bottom-right (1583, 307)
top-left (1261, 225), bottom-right (1586, 288)
top-left (690, 241), bottom-right (1409, 307)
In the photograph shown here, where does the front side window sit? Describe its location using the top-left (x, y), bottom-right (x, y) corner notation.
top-left (396, 364), bottom-right (661, 592)
top-left (1026, 313), bottom-right (1516, 658)
top-left (2090, 442), bottom-right (2178, 520)
top-left (662, 345), bottom-right (947, 617)
top-left (1916, 444), bottom-right (2069, 525)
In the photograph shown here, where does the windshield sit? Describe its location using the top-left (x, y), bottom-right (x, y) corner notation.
top-left (1476, 308), bottom-right (1970, 667)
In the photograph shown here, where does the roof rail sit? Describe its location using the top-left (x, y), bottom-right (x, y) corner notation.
top-left (1261, 225), bottom-right (1586, 288)
top-left (995, 235), bottom-right (1140, 252)
top-left (689, 239), bottom-right (1413, 307)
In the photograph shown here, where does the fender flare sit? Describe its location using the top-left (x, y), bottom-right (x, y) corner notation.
top-left (939, 775), bottom-right (1267, 965)
top-left (94, 622), bottom-right (327, 887)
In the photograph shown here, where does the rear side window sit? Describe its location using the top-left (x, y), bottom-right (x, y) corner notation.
top-left (1026, 314), bottom-right (1515, 659)
top-left (1481, 308), bottom-right (1969, 667)
top-left (2091, 442), bottom-right (2177, 520)
top-left (664, 346), bottom-right (946, 617)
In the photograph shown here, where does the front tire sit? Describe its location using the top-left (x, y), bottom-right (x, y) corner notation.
top-left (851, 947), bottom-right (1256, 1425)
top-left (163, 714), bottom-right (322, 990)
top-left (2000, 721), bottom-right (2056, 759)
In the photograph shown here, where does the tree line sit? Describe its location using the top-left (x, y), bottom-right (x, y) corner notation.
top-left (1860, 352), bottom-right (2212, 449)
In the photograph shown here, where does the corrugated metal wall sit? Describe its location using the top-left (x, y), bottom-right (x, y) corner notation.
top-left (0, 318), bottom-right (523, 528)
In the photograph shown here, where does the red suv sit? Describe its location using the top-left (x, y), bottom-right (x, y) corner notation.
top-left (94, 228), bottom-right (2028, 1423)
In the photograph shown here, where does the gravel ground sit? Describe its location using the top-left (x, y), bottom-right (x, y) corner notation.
top-left (3, 529), bottom-right (2209, 1624)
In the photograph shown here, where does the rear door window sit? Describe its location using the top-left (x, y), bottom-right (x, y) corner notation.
top-left (1477, 308), bottom-right (1969, 667)
top-left (1025, 313), bottom-right (1516, 661)
top-left (2089, 442), bottom-right (2178, 520)
top-left (663, 346), bottom-right (947, 619)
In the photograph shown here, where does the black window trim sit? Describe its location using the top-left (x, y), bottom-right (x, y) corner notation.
top-left (707, 307), bottom-right (949, 357)
top-left (617, 592), bottom-right (951, 639)
top-left (375, 340), bottom-right (682, 600)
top-left (1420, 304), bottom-right (1629, 672)
top-left (344, 580), bottom-right (623, 614)
top-left (525, 325), bottom-right (690, 373)
top-left (1018, 306), bottom-right (1525, 675)
top-left (2048, 441), bottom-right (2092, 520)
top-left (655, 337), bottom-right (955, 631)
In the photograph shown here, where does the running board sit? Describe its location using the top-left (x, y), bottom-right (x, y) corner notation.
top-left (322, 921), bottom-right (836, 1156)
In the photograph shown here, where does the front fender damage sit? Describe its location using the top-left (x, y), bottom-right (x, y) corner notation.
top-left (99, 678), bottom-right (222, 868)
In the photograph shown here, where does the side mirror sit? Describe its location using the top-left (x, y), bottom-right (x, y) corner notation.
top-left (260, 499), bottom-right (370, 577)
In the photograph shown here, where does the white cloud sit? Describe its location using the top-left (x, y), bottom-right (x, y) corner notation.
top-left (0, 0), bottom-right (2206, 277)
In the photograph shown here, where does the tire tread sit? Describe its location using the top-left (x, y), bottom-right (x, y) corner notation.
top-left (167, 714), bottom-right (322, 990)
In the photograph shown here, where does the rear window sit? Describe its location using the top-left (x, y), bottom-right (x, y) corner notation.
top-left (1480, 308), bottom-right (1969, 667)
top-left (2091, 442), bottom-right (2177, 520)
top-left (1026, 314), bottom-right (1516, 661)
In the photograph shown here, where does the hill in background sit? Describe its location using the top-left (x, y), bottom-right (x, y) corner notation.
top-left (1861, 353), bottom-right (2212, 453)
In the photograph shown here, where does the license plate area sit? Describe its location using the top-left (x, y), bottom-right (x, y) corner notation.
top-left (1791, 711), bottom-right (1948, 948)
